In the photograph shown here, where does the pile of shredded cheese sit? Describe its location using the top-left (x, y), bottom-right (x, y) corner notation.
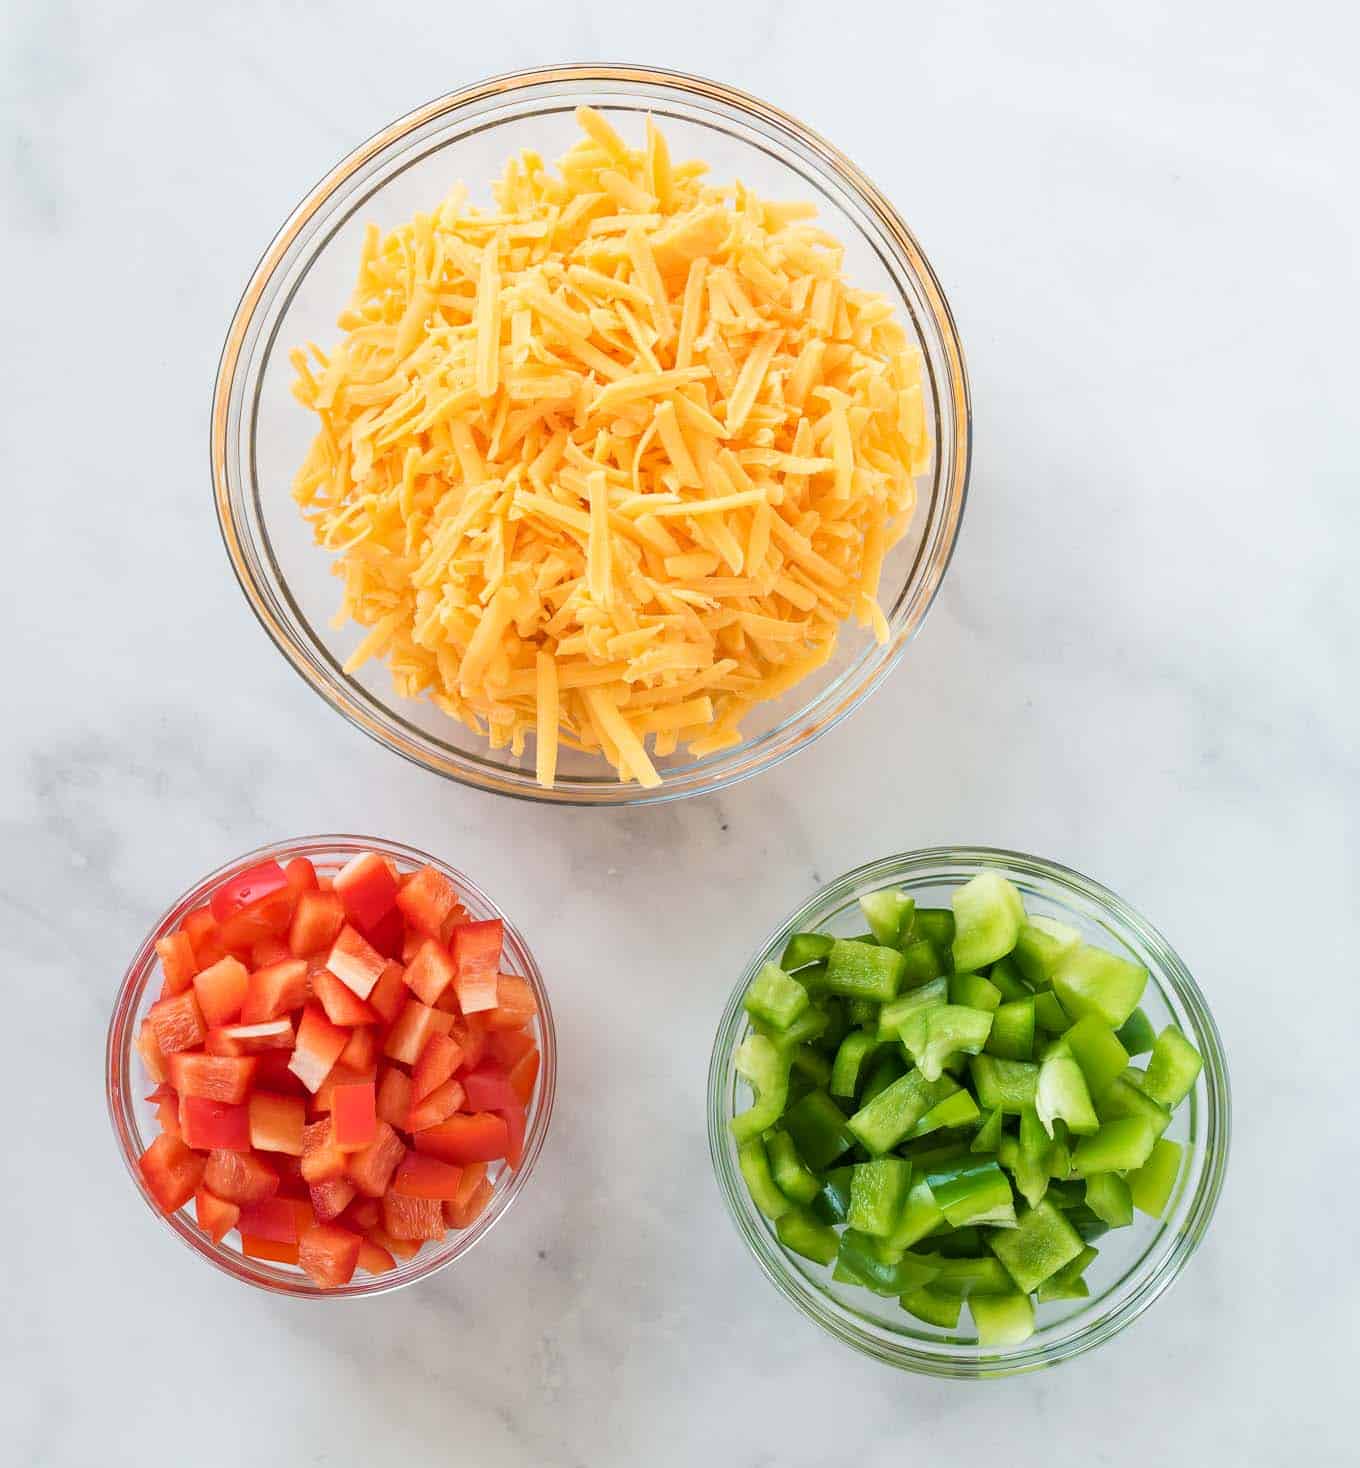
top-left (291, 108), bottom-right (930, 788)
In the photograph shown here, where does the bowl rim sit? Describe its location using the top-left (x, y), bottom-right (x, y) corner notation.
top-left (210, 62), bottom-right (972, 807)
top-left (706, 846), bottom-right (1231, 1376)
top-left (106, 833), bottom-right (556, 1297)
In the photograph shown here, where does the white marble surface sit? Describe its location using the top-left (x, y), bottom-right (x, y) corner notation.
top-left (3, 1), bottom-right (1356, 1463)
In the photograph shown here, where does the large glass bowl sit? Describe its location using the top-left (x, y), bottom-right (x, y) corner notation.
top-left (106, 835), bottom-right (556, 1297)
top-left (707, 848), bottom-right (1230, 1376)
top-left (212, 64), bottom-right (970, 805)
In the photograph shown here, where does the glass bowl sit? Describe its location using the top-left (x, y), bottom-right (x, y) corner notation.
top-left (106, 835), bottom-right (556, 1297)
top-left (212, 64), bottom-right (970, 805)
top-left (707, 848), bottom-right (1230, 1376)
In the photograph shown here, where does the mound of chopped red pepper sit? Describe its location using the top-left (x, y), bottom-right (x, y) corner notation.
top-left (134, 850), bottom-right (542, 1288)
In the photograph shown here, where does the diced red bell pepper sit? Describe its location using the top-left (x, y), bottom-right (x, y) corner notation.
top-left (239, 1234), bottom-right (299, 1265)
top-left (250, 935), bottom-right (292, 969)
top-left (211, 861), bottom-right (290, 923)
top-left (168, 1053), bottom-right (257, 1104)
top-left (405, 1078), bottom-right (466, 1133)
top-left (403, 938), bottom-right (457, 1007)
top-left (301, 1119), bottom-right (347, 1183)
top-left (346, 1120), bottom-right (406, 1198)
top-left (488, 1028), bottom-right (536, 1067)
top-left (384, 999), bottom-right (452, 1066)
top-left (191, 955), bottom-right (250, 1027)
top-left (204, 1148), bottom-right (280, 1204)
top-left (288, 1003), bottom-right (350, 1093)
top-left (236, 1196), bottom-right (313, 1243)
top-left (445, 1174), bottom-right (495, 1229)
top-left (248, 1091), bottom-right (306, 1155)
top-left (366, 1225), bottom-right (421, 1261)
top-left (358, 904), bottom-right (405, 961)
top-left (309, 1177), bottom-right (357, 1223)
top-left (508, 1047), bottom-right (540, 1106)
top-left (138, 1133), bottom-right (205, 1212)
top-left (413, 1112), bottom-right (508, 1166)
top-left (299, 1222), bottom-right (363, 1287)
top-left (450, 1014), bottom-right (489, 1071)
top-left (461, 1064), bottom-right (519, 1113)
top-left (148, 990), bottom-right (206, 1055)
top-left (252, 1047), bottom-right (307, 1096)
top-left (331, 1081), bottom-right (378, 1151)
top-left (156, 931), bottom-right (199, 994)
top-left (381, 1191), bottom-right (445, 1241)
top-left (367, 961), bottom-right (409, 1024)
top-left (376, 1067), bottom-right (413, 1129)
top-left (272, 1154), bottom-right (309, 1199)
top-left (180, 1095), bottom-right (251, 1151)
top-left (334, 852), bottom-right (399, 932)
top-left (289, 890), bottom-right (346, 959)
top-left (285, 856), bottom-right (319, 893)
top-left (240, 959), bottom-right (308, 1025)
top-left (357, 1237), bottom-right (396, 1276)
top-left (137, 1017), bottom-right (167, 1084)
top-left (147, 1083), bottom-right (181, 1137)
top-left (411, 1032), bottom-right (465, 1101)
top-left (395, 865), bottom-right (462, 937)
top-left (218, 888), bottom-right (296, 951)
top-left (311, 967), bottom-right (379, 1028)
top-left (452, 920), bottom-right (503, 1013)
top-left (500, 1100), bottom-right (526, 1170)
top-left (486, 975), bottom-right (538, 1029)
top-left (344, 1196), bottom-right (382, 1232)
top-left (325, 924), bottom-right (386, 1000)
top-left (209, 1018), bottom-right (295, 1056)
top-left (194, 1186), bottom-right (240, 1244)
top-left (181, 906), bottom-right (219, 962)
top-left (312, 1063), bottom-right (376, 1116)
top-left (392, 1153), bottom-right (464, 1200)
top-left (339, 1025), bottom-right (377, 1073)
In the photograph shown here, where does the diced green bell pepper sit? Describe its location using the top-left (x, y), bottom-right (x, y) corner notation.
top-left (901, 1285), bottom-right (962, 1328)
top-left (813, 997), bottom-right (850, 1051)
top-left (1037, 1243), bottom-right (1098, 1301)
top-left (970, 1291), bottom-right (1036, 1346)
top-left (782, 1088), bottom-right (854, 1170)
top-left (1063, 1204), bottom-right (1111, 1242)
top-left (809, 1165), bottom-right (855, 1225)
top-left (949, 971), bottom-right (1003, 1012)
top-left (1032, 989), bottom-right (1071, 1034)
top-left (794, 959), bottom-right (830, 996)
top-left (876, 976), bottom-right (948, 1038)
top-left (1140, 1025), bottom-right (1203, 1108)
top-left (899, 1004), bottom-right (994, 1082)
top-left (833, 1230), bottom-right (940, 1296)
top-left (730, 1034), bottom-right (791, 1142)
top-left (1062, 1015), bottom-right (1130, 1101)
top-left (1015, 1105), bottom-right (1052, 1208)
top-left (986, 956), bottom-right (1031, 1001)
top-left (1012, 913), bottom-right (1081, 987)
top-left (926, 1155), bottom-right (1016, 1228)
top-left (791, 1044), bottom-right (832, 1087)
top-left (848, 1068), bottom-right (950, 1153)
top-left (1115, 1006), bottom-right (1157, 1057)
top-left (1036, 1056), bottom-right (1100, 1138)
top-left (860, 1049), bottom-right (907, 1106)
top-left (986, 997), bottom-right (1035, 1060)
top-left (931, 1225), bottom-right (985, 1258)
top-left (969, 1054), bottom-right (1040, 1113)
top-left (743, 961), bottom-right (810, 1030)
top-left (885, 1177), bottom-right (944, 1250)
top-left (1097, 1071), bottom-right (1171, 1136)
top-left (913, 908), bottom-right (955, 952)
top-left (824, 939), bottom-right (906, 1001)
top-left (737, 1136), bottom-right (790, 1219)
top-left (1072, 1117), bottom-right (1159, 1176)
top-left (988, 1197), bottom-right (1085, 1293)
top-left (780, 931), bottom-right (834, 971)
top-left (1128, 1138), bottom-right (1183, 1217)
top-left (829, 1029), bottom-right (884, 1098)
top-left (765, 1129), bottom-right (820, 1204)
top-left (1084, 1170), bottom-right (1133, 1227)
top-left (908, 1087), bottom-right (981, 1139)
top-left (1052, 944), bottom-right (1148, 1028)
top-left (951, 872), bottom-right (1025, 973)
top-left (971, 1106), bottom-right (1004, 1153)
top-left (848, 1157), bottom-right (913, 1237)
top-left (900, 937), bottom-right (945, 988)
top-left (750, 1004), bottom-right (829, 1052)
top-left (859, 888), bottom-right (916, 947)
top-left (775, 1208), bottom-right (840, 1265)
top-left (924, 1254), bottom-right (1014, 1297)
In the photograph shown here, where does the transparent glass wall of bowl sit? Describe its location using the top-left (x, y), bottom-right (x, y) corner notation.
top-left (707, 848), bottom-right (1229, 1376)
top-left (214, 65), bottom-right (970, 804)
top-left (106, 836), bottom-right (556, 1298)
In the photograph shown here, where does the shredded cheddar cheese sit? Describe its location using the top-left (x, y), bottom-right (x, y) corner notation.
top-left (291, 109), bottom-right (932, 787)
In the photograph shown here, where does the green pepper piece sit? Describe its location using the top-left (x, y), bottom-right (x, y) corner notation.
top-left (970, 1054), bottom-right (1040, 1114)
top-left (901, 1285), bottom-right (962, 1328)
top-left (909, 1087), bottom-right (981, 1140)
top-left (1032, 989), bottom-right (1071, 1034)
top-left (730, 1034), bottom-right (791, 1143)
top-left (779, 931), bottom-right (834, 971)
top-left (749, 1004), bottom-right (829, 1052)
top-left (812, 997), bottom-right (849, 1052)
top-left (876, 977), bottom-right (948, 1039)
top-left (782, 1089), bottom-right (854, 1171)
top-left (1084, 1171), bottom-right (1133, 1227)
top-left (859, 889), bottom-right (916, 947)
top-left (986, 956), bottom-right (1031, 1001)
top-left (737, 1136), bottom-right (790, 1219)
top-left (824, 939), bottom-right (907, 1002)
top-left (833, 1230), bottom-right (941, 1295)
top-left (1012, 914), bottom-right (1082, 987)
top-left (948, 971), bottom-right (1003, 1012)
top-left (743, 961), bottom-right (810, 1031)
top-left (924, 1254), bottom-right (1014, 1297)
top-left (775, 1208), bottom-right (840, 1265)
top-left (1062, 1015), bottom-right (1130, 1101)
top-left (883, 1177), bottom-right (943, 1250)
top-left (1037, 1242), bottom-right (1099, 1301)
top-left (1140, 1026), bottom-right (1203, 1108)
top-left (848, 1069), bottom-right (951, 1153)
top-left (930, 1225), bottom-right (984, 1257)
top-left (848, 1157), bottom-right (914, 1237)
top-left (1128, 1138), bottom-right (1183, 1217)
top-left (791, 1044), bottom-right (832, 1087)
top-left (1047, 1136), bottom-right (1074, 1180)
top-left (1062, 1204), bottom-right (1110, 1241)
top-left (1072, 1117), bottom-right (1159, 1176)
top-left (765, 1129), bottom-right (820, 1204)
top-left (988, 1197), bottom-right (1085, 1293)
top-left (1014, 1105), bottom-right (1052, 1208)
top-left (900, 1005), bottom-right (994, 1082)
top-left (860, 1048), bottom-right (907, 1106)
top-left (794, 959), bottom-right (830, 996)
top-left (1044, 1178), bottom-right (1086, 1209)
top-left (951, 872), bottom-right (1025, 973)
top-left (1052, 944), bottom-right (1148, 1028)
top-left (913, 907), bottom-right (955, 952)
top-left (900, 937), bottom-right (945, 988)
top-left (926, 1156), bottom-right (1016, 1228)
top-left (1115, 1006), bottom-right (1157, 1057)
top-left (829, 1029), bottom-right (884, 1098)
top-left (986, 997), bottom-right (1036, 1061)
top-left (1096, 1071), bottom-right (1171, 1136)
top-left (971, 1106), bottom-right (1004, 1154)
top-left (1036, 1056), bottom-right (1100, 1138)
top-left (809, 1164), bottom-right (855, 1225)
top-left (970, 1292), bottom-right (1036, 1346)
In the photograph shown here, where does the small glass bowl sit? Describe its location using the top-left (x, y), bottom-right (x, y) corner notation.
top-left (212, 63), bottom-right (970, 806)
top-left (106, 835), bottom-right (556, 1297)
top-left (707, 848), bottom-right (1230, 1376)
